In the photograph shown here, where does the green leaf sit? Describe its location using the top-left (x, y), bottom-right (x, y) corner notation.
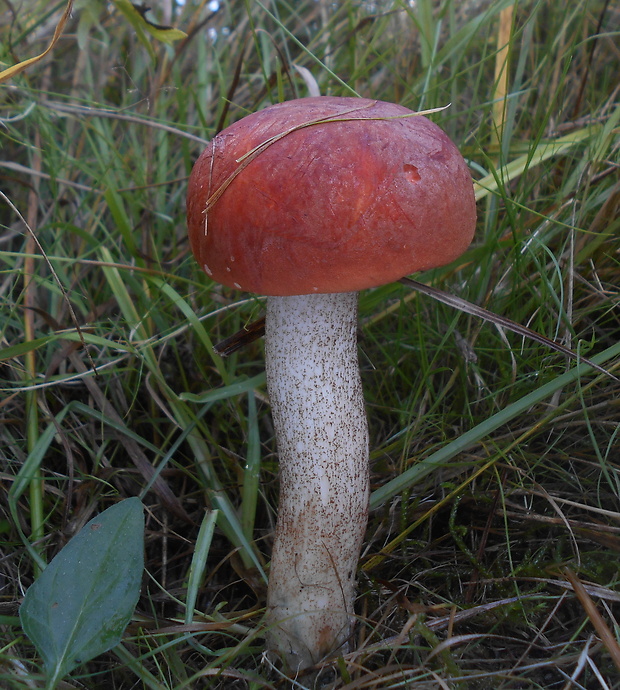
top-left (112, 0), bottom-right (186, 61)
top-left (0, 335), bottom-right (54, 362)
top-left (20, 498), bottom-right (144, 687)
top-left (179, 373), bottom-right (266, 403)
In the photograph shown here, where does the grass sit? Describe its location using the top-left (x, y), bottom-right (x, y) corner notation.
top-left (1, 0), bottom-right (619, 687)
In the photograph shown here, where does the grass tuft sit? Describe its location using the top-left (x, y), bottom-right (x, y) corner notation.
top-left (1, 0), bottom-right (619, 687)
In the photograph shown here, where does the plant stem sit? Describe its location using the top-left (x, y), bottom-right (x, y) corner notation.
top-left (25, 127), bottom-right (44, 574)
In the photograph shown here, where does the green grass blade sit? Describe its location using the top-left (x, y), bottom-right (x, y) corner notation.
top-left (185, 509), bottom-right (218, 626)
top-left (474, 125), bottom-right (601, 201)
top-left (241, 393), bottom-right (261, 542)
top-left (179, 373), bottom-right (266, 403)
top-left (370, 340), bottom-right (620, 510)
top-left (153, 277), bottom-right (230, 384)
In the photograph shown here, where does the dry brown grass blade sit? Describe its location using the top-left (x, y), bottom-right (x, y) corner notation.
top-left (399, 277), bottom-right (618, 381)
top-left (563, 567), bottom-right (620, 674)
top-left (213, 316), bottom-right (266, 357)
top-left (22, 106), bottom-right (44, 553)
top-left (363, 457), bottom-right (498, 572)
top-left (0, 160), bottom-right (98, 192)
top-left (0, 190), bottom-right (98, 376)
top-left (212, 275), bottom-right (620, 375)
top-left (501, 504), bottom-right (620, 544)
top-left (202, 102), bottom-right (379, 214)
top-left (0, 1), bottom-right (74, 83)
top-left (492, 4), bottom-right (514, 148)
top-left (215, 35), bottom-right (251, 135)
top-left (39, 100), bottom-right (210, 145)
top-left (146, 621), bottom-right (236, 634)
top-left (202, 102), bottom-right (449, 214)
top-left (571, 0), bottom-right (613, 118)
top-left (67, 352), bottom-right (192, 524)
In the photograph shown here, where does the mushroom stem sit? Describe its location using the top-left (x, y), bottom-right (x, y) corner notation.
top-left (265, 292), bottom-right (370, 672)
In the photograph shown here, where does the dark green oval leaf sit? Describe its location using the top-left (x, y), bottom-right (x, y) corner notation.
top-left (20, 498), bottom-right (144, 687)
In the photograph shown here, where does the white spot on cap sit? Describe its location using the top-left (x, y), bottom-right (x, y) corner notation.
top-left (203, 263), bottom-right (213, 276)
top-left (225, 266), bottom-right (231, 272)
top-left (233, 282), bottom-right (241, 289)
top-left (230, 255), bottom-right (235, 262)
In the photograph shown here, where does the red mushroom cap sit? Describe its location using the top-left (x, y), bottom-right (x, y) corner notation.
top-left (187, 97), bottom-right (476, 296)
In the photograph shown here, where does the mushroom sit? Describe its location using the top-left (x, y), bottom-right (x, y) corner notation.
top-left (186, 96), bottom-right (476, 672)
